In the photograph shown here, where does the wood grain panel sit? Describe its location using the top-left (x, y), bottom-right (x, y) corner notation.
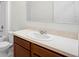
top-left (14, 36), bottom-right (30, 50)
top-left (31, 43), bottom-right (66, 57)
top-left (14, 43), bottom-right (30, 57)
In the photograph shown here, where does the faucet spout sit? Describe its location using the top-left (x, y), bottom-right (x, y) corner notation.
top-left (39, 30), bottom-right (47, 35)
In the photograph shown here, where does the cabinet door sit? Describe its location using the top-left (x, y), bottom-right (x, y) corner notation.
top-left (54, 1), bottom-right (75, 24)
top-left (14, 43), bottom-right (30, 57)
top-left (31, 43), bottom-right (65, 57)
top-left (14, 36), bottom-right (30, 50)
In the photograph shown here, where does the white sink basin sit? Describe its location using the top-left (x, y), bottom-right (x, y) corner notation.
top-left (27, 32), bottom-right (53, 41)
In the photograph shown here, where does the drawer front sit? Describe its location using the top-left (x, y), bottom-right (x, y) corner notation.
top-left (31, 43), bottom-right (65, 57)
top-left (14, 43), bottom-right (30, 57)
top-left (14, 36), bottom-right (30, 50)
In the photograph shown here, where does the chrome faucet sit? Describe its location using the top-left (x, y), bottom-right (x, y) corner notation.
top-left (39, 30), bottom-right (47, 35)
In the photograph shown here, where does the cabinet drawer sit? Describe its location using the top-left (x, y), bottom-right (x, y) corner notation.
top-left (14, 36), bottom-right (30, 50)
top-left (31, 43), bottom-right (65, 57)
top-left (14, 43), bottom-right (30, 57)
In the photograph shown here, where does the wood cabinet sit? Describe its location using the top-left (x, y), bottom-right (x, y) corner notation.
top-left (31, 43), bottom-right (65, 57)
top-left (14, 36), bottom-right (31, 57)
top-left (14, 36), bottom-right (30, 50)
top-left (14, 35), bottom-right (66, 57)
top-left (14, 43), bottom-right (30, 57)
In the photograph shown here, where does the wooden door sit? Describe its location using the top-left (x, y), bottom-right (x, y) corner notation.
top-left (31, 43), bottom-right (65, 57)
top-left (14, 43), bottom-right (30, 57)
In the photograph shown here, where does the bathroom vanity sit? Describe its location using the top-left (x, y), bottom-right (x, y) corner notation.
top-left (13, 30), bottom-right (78, 57)
top-left (14, 36), bottom-right (65, 57)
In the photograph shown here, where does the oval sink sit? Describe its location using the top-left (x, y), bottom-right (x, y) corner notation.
top-left (27, 32), bottom-right (53, 41)
top-left (32, 33), bottom-right (50, 39)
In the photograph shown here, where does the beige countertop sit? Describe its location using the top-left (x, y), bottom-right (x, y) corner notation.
top-left (13, 29), bottom-right (78, 57)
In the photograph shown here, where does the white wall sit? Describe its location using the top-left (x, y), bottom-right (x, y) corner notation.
top-left (0, 2), bottom-right (2, 28)
top-left (26, 1), bottom-right (79, 33)
top-left (26, 22), bottom-right (79, 32)
top-left (6, 1), bottom-right (79, 40)
top-left (27, 1), bottom-right (53, 23)
top-left (54, 1), bottom-right (75, 24)
top-left (0, 2), bottom-right (8, 36)
top-left (9, 1), bottom-right (79, 33)
top-left (10, 1), bottom-right (27, 31)
top-left (0, 2), bottom-right (6, 31)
